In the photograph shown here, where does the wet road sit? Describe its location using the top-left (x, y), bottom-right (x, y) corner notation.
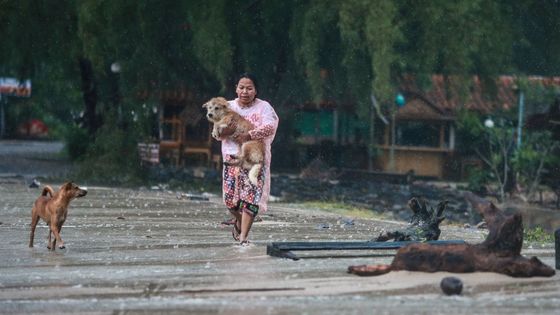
top-left (0, 140), bottom-right (71, 180)
top-left (0, 141), bottom-right (559, 314)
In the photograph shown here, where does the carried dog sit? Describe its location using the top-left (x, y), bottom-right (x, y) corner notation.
top-left (29, 181), bottom-right (88, 250)
top-left (203, 97), bottom-right (265, 185)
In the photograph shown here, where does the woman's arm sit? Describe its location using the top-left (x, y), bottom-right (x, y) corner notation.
top-left (248, 104), bottom-right (279, 140)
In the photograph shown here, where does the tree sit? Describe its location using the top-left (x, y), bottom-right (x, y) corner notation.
top-left (456, 109), bottom-right (516, 201)
top-left (0, 0), bottom-right (83, 130)
top-left (512, 0), bottom-right (560, 75)
top-left (512, 131), bottom-right (560, 201)
top-left (1, 0), bottom-right (559, 181)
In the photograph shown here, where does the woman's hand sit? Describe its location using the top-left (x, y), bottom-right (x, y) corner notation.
top-left (233, 132), bottom-right (251, 143)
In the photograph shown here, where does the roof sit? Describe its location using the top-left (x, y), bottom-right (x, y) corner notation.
top-left (397, 74), bottom-right (560, 121)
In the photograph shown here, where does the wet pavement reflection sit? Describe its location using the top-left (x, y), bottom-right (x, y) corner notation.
top-left (0, 180), bottom-right (559, 314)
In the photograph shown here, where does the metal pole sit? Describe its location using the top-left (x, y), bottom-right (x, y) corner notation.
top-left (555, 228), bottom-right (560, 270)
top-left (0, 94), bottom-right (4, 139)
top-left (368, 101), bottom-right (375, 171)
top-left (389, 110), bottom-right (395, 172)
top-left (517, 91), bottom-right (524, 149)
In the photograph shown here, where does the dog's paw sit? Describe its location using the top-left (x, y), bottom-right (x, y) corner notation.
top-left (58, 244), bottom-right (66, 249)
top-left (212, 126), bottom-right (223, 139)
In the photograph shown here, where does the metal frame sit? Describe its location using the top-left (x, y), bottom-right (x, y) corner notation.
top-left (267, 240), bottom-right (466, 261)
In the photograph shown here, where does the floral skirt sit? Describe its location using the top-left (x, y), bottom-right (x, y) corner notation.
top-left (222, 155), bottom-right (265, 217)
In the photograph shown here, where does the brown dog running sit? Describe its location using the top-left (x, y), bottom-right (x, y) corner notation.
top-left (29, 182), bottom-right (88, 250)
top-left (202, 97), bottom-right (265, 185)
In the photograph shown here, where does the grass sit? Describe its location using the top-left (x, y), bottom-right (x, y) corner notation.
top-left (300, 201), bottom-right (390, 220)
top-left (523, 226), bottom-right (554, 243)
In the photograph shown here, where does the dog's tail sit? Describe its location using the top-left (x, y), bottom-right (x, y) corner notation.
top-left (223, 155), bottom-right (242, 166)
top-left (248, 164), bottom-right (262, 186)
top-left (347, 264), bottom-right (392, 276)
top-left (41, 186), bottom-right (54, 197)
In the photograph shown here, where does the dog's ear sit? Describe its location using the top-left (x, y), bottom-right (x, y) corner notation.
top-left (213, 97), bottom-right (228, 109)
top-left (219, 97), bottom-right (229, 106)
top-left (65, 181), bottom-right (78, 189)
top-left (61, 182), bottom-right (70, 190)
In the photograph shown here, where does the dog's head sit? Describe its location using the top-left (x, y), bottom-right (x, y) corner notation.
top-left (202, 97), bottom-right (230, 122)
top-left (60, 181), bottom-right (88, 199)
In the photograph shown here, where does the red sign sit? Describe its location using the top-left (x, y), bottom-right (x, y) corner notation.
top-left (0, 78), bottom-right (31, 97)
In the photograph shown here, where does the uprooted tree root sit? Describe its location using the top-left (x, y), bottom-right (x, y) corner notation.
top-left (374, 197), bottom-right (447, 242)
top-left (349, 192), bottom-right (556, 278)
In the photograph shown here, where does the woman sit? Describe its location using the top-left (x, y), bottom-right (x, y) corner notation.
top-left (221, 73), bottom-right (279, 245)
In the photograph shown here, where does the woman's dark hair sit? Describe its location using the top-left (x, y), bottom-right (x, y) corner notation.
top-left (236, 72), bottom-right (259, 93)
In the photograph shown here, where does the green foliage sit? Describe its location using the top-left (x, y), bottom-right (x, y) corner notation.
top-left (457, 103), bottom-right (560, 202)
top-left (465, 165), bottom-right (492, 194)
top-left (2, 0), bottom-right (560, 182)
top-left (302, 201), bottom-right (388, 219)
top-left (64, 123), bottom-right (91, 160)
top-left (516, 77), bottom-right (560, 107)
top-left (456, 109), bottom-right (517, 201)
top-left (524, 226), bottom-right (554, 243)
top-left (72, 112), bottom-right (144, 185)
top-left (512, 0), bottom-right (560, 75)
top-left (455, 109), bottom-right (486, 152)
top-left (512, 131), bottom-right (560, 198)
top-left (0, 0), bottom-right (80, 78)
top-left (189, 0), bottom-right (232, 91)
top-left (0, 0), bottom-right (83, 138)
top-left (339, 0), bottom-right (401, 117)
top-left (296, 1), bottom-right (340, 103)
top-left (513, 131), bottom-right (558, 172)
top-left (399, 0), bottom-right (513, 77)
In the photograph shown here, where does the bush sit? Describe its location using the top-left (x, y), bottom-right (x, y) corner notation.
top-left (524, 226), bottom-right (553, 243)
top-left (64, 123), bottom-right (91, 160)
top-left (71, 119), bottom-right (145, 185)
top-left (465, 165), bottom-right (491, 195)
top-left (512, 131), bottom-right (560, 199)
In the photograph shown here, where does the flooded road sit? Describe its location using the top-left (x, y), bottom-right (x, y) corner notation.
top-left (0, 140), bottom-right (71, 181)
top-left (1, 181), bottom-right (559, 314)
top-left (0, 140), bottom-right (559, 314)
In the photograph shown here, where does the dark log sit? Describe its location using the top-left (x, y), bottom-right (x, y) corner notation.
top-left (374, 198), bottom-right (447, 242)
top-left (348, 192), bottom-right (556, 278)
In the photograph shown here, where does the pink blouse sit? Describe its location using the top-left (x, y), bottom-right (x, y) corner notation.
top-left (222, 98), bottom-right (279, 212)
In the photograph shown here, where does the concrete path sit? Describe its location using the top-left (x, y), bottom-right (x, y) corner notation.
top-left (0, 141), bottom-right (559, 314)
top-left (0, 181), bottom-right (558, 314)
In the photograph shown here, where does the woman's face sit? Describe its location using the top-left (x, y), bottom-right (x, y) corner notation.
top-left (236, 77), bottom-right (257, 106)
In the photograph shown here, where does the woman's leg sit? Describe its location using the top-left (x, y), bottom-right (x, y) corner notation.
top-left (229, 207), bottom-right (242, 241)
top-left (237, 165), bottom-right (263, 243)
top-left (223, 161), bottom-right (241, 240)
top-left (239, 211), bottom-right (254, 243)
top-left (238, 201), bottom-right (259, 242)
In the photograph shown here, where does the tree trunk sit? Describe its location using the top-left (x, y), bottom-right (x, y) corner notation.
top-left (349, 192), bottom-right (556, 278)
top-left (78, 57), bottom-right (99, 136)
